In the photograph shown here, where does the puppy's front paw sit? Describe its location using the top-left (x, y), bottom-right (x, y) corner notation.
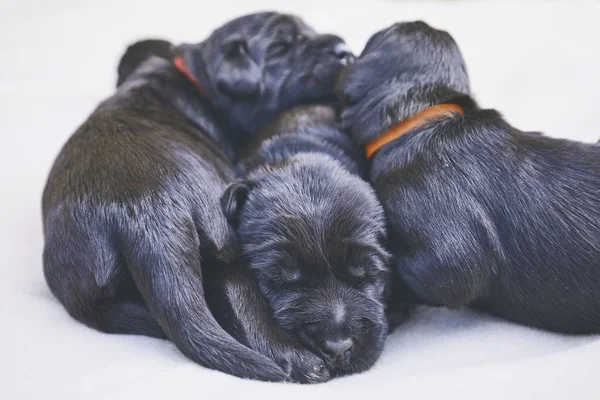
top-left (275, 348), bottom-right (330, 384)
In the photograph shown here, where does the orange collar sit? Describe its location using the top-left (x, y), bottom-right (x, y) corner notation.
top-left (173, 55), bottom-right (203, 93)
top-left (365, 103), bottom-right (464, 159)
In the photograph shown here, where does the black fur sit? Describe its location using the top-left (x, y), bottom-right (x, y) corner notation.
top-left (42, 13), bottom-right (350, 382)
top-left (222, 105), bottom-right (394, 377)
top-left (202, 254), bottom-right (329, 383)
top-left (336, 21), bottom-right (600, 334)
top-left (116, 39), bottom-right (175, 86)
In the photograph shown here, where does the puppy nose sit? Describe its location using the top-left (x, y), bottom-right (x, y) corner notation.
top-left (317, 34), bottom-right (355, 65)
top-left (324, 338), bottom-right (353, 359)
top-left (332, 43), bottom-right (355, 65)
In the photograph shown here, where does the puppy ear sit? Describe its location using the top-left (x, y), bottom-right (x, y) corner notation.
top-left (117, 39), bottom-right (174, 87)
top-left (221, 181), bottom-right (253, 227)
top-left (213, 38), bottom-right (262, 99)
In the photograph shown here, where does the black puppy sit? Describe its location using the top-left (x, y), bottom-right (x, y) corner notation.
top-left (222, 105), bottom-right (392, 376)
top-left (42, 13), bottom-right (351, 382)
top-left (336, 21), bottom-right (600, 334)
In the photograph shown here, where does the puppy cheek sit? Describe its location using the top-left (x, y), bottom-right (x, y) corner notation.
top-left (270, 293), bottom-right (303, 330)
top-left (352, 318), bottom-right (387, 372)
top-left (363, 282), bottom-right (384, 301)
top-left (314, 61), bottom-right (344, 84)
top-left (274, 313), bottom-right (296, 331)
top-left (214, 58), bottom-right (262, 100)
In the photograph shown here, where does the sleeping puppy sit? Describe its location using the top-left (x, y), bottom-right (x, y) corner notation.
top-left (202, 255), bottom-right (329, 383)
top-left (222, 105), bottom-right (392, 376)
top-left (42, 13), bottom-right (351, 382)
top-left (336, 21), bottom-right (600, 334)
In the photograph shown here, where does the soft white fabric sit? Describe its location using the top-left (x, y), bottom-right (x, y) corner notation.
top-left (2, 0), bottom-right (599, 399)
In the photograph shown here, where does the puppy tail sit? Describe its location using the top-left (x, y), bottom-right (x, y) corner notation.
top-left (120, 217), bottom-right (288, 382)
top-left (116, 39), bottom-right (175, 87)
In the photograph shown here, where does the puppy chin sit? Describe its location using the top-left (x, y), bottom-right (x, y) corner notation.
top-left (292, 305), bottom-right (388, 376)
top-left (281, 76), bottom-right (340, 108)
top-left (272, 305), bottom-right (386, 377)
top-left (313, 62), bottom-right (347, 89)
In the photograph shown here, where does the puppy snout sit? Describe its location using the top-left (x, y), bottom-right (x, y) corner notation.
top-left (332, 43), bottom-right (355, 65)
top-left (317, 34), bottom-right (355, 63)
top-left (324, 337), bottom-right (353, 360)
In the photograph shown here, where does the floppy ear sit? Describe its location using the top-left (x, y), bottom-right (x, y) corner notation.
top-left (221, 181), bottom-right (253, 227)
top-left (117, 39), bottom-right (174, 87)
top-left (213, 38), bottom-right (262, 99)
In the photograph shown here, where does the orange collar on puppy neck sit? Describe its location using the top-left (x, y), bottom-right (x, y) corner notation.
top-left (173, 55), bottom-right (203, 92)
top-left (365, 103), bottom-right (464, 159)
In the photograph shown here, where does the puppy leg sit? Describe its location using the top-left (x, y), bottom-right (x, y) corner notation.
top-left (203, 257), bottom-right (329, 383)
top-left (393, 237), bottom-right (496, 309)
top-left (43, 210), bottom-right (165, 338)
top-left (386, 186), bottom-right (501, 309)
top-left (392, 222), bottom-right (498, 308)
top-left (94, 295), bottom-right (166, 339)
top-left (119, 209), bottom-right (287, 381)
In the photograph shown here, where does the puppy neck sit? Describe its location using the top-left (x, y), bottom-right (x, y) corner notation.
top-left (346, 81), bottom-right (477, 158)
top-left (240, 105), bottom-right (366, 178)
top-left (365, 102), bottom-right (464, 159)
top-left (173, 55), bottom-right (205, 93)
top-left (114, 56), bottom-right (237, 161)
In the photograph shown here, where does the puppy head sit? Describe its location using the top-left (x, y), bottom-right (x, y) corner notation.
top-left (336, 21), bottom-right (470, 144)
top-left (222, 155), bottom-right (389, 376)
top-left (178, 12), bottom-right (353, 133)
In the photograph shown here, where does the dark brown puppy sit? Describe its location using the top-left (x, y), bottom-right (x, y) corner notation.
top-left (42, 13), bottom-right (351, 382)
top-left (336, 21), bottom-right (600, 334)
top-left (222, 105), bottom-right (395, 377)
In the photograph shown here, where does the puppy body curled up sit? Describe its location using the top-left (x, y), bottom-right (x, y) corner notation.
top-left (42, 13), bottom-right (351, 382)
top-left (222, 105), bottom-right (394, 376)
top-left (336, 21), bottom-right (600, 334)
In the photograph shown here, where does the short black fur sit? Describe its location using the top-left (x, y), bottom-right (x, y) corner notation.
top-left (42, 12), bottom-right (350, 382)
top-left (222, 105), bottom-right (400, 377)
top-left (336, 21), bottom-right (600, 333)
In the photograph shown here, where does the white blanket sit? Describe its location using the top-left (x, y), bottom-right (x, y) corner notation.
top-left (2, 1), bottom-right (599, 399)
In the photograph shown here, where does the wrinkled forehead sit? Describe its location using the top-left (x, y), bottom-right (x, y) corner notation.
top-left (212, 12), bottom-right (317, 40)
top-left (273, 207), bottom-right (382, 250)
top-left (278, 223), bottom-right (383, 278)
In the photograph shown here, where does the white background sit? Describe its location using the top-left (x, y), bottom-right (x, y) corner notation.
top-left (1, 0), bottom-right (599, 399)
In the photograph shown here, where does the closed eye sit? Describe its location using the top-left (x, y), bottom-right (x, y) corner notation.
top-left (337, 271), bottom-right (366, 289)
top-left (348, 264), bottom-right (366, 279)
top-left (267, 267), bottom-right (302, 286)
top-left (281, 269), bottom-right (302, 284)
top-left (267, 41), bottom-right (293, 59)
top-left (338, 264), bottom-right (386, 290)
top-left (224, 38), bottom-right (248, 58)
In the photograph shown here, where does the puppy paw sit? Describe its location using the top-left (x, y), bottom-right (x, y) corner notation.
top-left (275, 348), bottom-right (330, 384)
